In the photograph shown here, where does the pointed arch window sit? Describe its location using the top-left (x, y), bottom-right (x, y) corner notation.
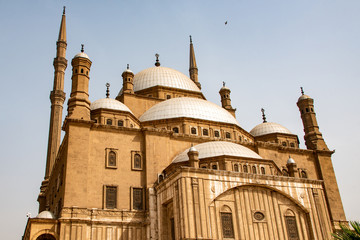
top-left (285, 209), bottom-right (299, 240)
top-left (261, 167), bottom-right (265, 174)
top-left (234, 164), bottom-right (239, 172)
top-left (243, 165), bottom-right (248, 173)
top-left (252, 166), bottom-right (257, 174)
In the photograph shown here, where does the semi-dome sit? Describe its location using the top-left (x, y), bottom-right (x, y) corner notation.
top-left (36, 210), bottom-right (56, 219)
top-left (90, 98), bottom-right (133, 113)
top-left (173, 141), bottom-right (262, 163)
top-left (133, 66), bottom-right (201, 92)
top-left (139, 97), bottom-right (240, 126)
top-left (250, 122), bottom-right (292, 137)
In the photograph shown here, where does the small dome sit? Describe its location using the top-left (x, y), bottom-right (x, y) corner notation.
top-left (250, 122), bottom-right (292, 137)
top-left (133, 66), bottom-right (201, 92)
top-left (220, 86), bottom-right (230, 91)
top-left (287, 156), bottom-right (296, 164)
top-left (123, 68), bottom-right (133, 74)
top-left (298, 94), bottom-right (311, 102)
top-left (74, 52), bottom-right (90, 59)
top-left (139, 97), bottom-right (240, 126)
top-left (90, 98), bottom-right (133, 113)
top-left (188, 146), bottom-right (197, 152)
top-left (173, 141), bottom-right (262, 163)
top-left (36, 211), bottom-right (56, 219)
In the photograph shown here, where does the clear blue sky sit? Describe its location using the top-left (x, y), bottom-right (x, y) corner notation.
top-left (0, 1), bottom-right (359, 239)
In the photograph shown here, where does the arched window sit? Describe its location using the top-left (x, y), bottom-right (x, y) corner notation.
top-left (261, 167), bottom-right (265, 175)
top-left (108, 151), bottom-right (116, 167)
top-left (134, 154), bottom-right (141, 169)
top-left (243, 165), bottom-right (248, 173)
top-left (301, 170), bottom-right (307, 178)
top-left (81, 68), bottom-right (84, 73)
top-left (212, 164), bottom-right (218, 170)
top-left (290, 143), bottom-right (295, 148)
top-left (118, 120), bottom-right (124, 127)
top-left (282, 169), bottom-right (289, 176)
top-left (203, 128), bottom-right (209, 136)
top-left (75, 69), bottom-right (78, 73)
top-left (282, 142), bottom-right (287, 146)
top-left (225, 132), bottom-right (231, 139)
top-left (191, 127), bottom-right (197, 135)
top-left (214, 130), bottom-right (220, 138)
top-left (306, 108), bottom-right (309, 112)
top-left (166, 95), bottom-right (171, 99)
top-left (220, 206), bottom-right (235, 238)
top-left (284, 209), bottom-right (299, 240)
top-left (234, 164), bottom-right (239, 172)
top-left (173, 127), bottom-right (179, 133)
top-left (36, 234), bottom-right (56, 240)
top-left (252, 166), bottom-right (257, 174)
top-left (106, 119), bottom-right (112, 125)
top-left (201, 165), bottom-right (207, 169)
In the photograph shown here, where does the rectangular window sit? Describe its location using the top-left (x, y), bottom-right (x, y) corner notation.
top-left (105, 186), bottom-right (117, 209)
top-left (285, 216), bottom-right (299, 240)
top-left (132, 188), bottom-right (143, 210)
top-left (221, 212), bottom-right (234, 238)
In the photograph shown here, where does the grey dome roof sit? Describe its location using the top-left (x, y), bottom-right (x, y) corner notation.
top-left (173, 141), bottom-right (262, 163)
top-left (287, 156), bottom-right (296, 164)
top-left (139, 97), bottom-right (240, 126)
top-left (90, 98), bottom-right (133, 113)
top-left (133, 66), bottom-right (201, 92)
top-left (36, 210), bottom-right (56, 219)
top-left (250, 122), bottom-right (292, 137)
top-left (74, 52), bottom-right (90, 59)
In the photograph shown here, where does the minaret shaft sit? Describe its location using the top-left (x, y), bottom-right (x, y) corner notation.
top-left (45, 12), bottom-right (67, 179)
top-left (189, 36), bottom-right (201, 89)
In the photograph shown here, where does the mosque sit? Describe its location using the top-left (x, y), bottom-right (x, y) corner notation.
top-left (23, 8), bottom-right (347, 240)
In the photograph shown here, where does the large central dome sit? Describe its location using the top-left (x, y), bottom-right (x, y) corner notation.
top-left (139, 97), bottom-right (240, 126)
top-left (133, 66), bottom-right (201, 92)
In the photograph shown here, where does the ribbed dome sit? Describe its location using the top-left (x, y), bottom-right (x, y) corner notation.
top-left (250, 122), bottom-right (292, 137)
top-left (139, 97), bottom-right (240, 126)
top-left (36, 211), bottom-right (56, 219)
top-left (90, 98), bottom-right (133, 113)
top-left (172, 141), bottom-right (262, 163)
top-left (133, 66), bottom-right (201, 92)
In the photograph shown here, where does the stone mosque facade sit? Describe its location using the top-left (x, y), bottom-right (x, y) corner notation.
top-left (23, 9), bottom-right (347, 240)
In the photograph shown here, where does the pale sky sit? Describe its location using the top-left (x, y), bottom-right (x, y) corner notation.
top-left (1, 1), bottom-right (359, 239)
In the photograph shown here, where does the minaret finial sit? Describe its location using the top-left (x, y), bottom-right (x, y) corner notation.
top-left (81, 44), bottom-right (84, 53)
top-left (300, 87), bottom-right (304, 95)
top-left (63, 6), bottom-right (66, 15)
top-left (155, 53), bottom-right (160, 67)
top-left (106, 83), bottom-right (110, 98)
top-left (190, 35), bottom-right (192, 43)
top-left (223, 81), bottom-right (226, 87)
top-left (127, 64), bottom-right (129, 69)
top-left (261, 108), bottom-right (267, 123)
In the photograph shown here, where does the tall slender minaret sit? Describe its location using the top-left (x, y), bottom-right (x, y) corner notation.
top-left (45, 7), bottom-right (67, 179)
top-left (39, 7), bottom-right (67, 212)
top-left (189, 35), bottom-right (201, 89)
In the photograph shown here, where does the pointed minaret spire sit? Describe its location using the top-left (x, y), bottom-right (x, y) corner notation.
top-left (40, 8), bottom-right (68, 212)
top-left (106, 83), bottom-right (110, 98)
top-left (58, 7), bottom-right (66, 43)
top-left (189, 35), bottom-right (201, 89)
top-left (261, 108), bottom-right (267, 123)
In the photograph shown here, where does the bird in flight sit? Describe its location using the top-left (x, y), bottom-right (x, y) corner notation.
top-left (225, 21), bottom-right (228, 25)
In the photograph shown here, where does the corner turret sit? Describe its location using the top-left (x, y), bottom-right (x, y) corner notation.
top-left (67, 45), bottom-right (92, 120)
top-left (297, 87), bottom-right (328, 150)
top-left (122, 64), bottom-right (134, 94)
top-left (219, 82), bottom-right (236, 117)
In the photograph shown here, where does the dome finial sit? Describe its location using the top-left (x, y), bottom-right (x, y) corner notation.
top-left (223, 81), bottom-right (226, 87)
top-left (106, 83), bottom-right (110, 98)
top-left (300, 87), bottom-right (304, 95)
top-left (81, 44), bottom-right (84, 53)
top-left (155, 53), bottom-right (160, 67)
top-left (127, 64), bottom-right (129, 70)
top-left (63, 6), bottom-right (66, 15)
top-left (190, 35), bottom-right (192, 43)
top-left (261, 108), bottom-right (267, 123)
